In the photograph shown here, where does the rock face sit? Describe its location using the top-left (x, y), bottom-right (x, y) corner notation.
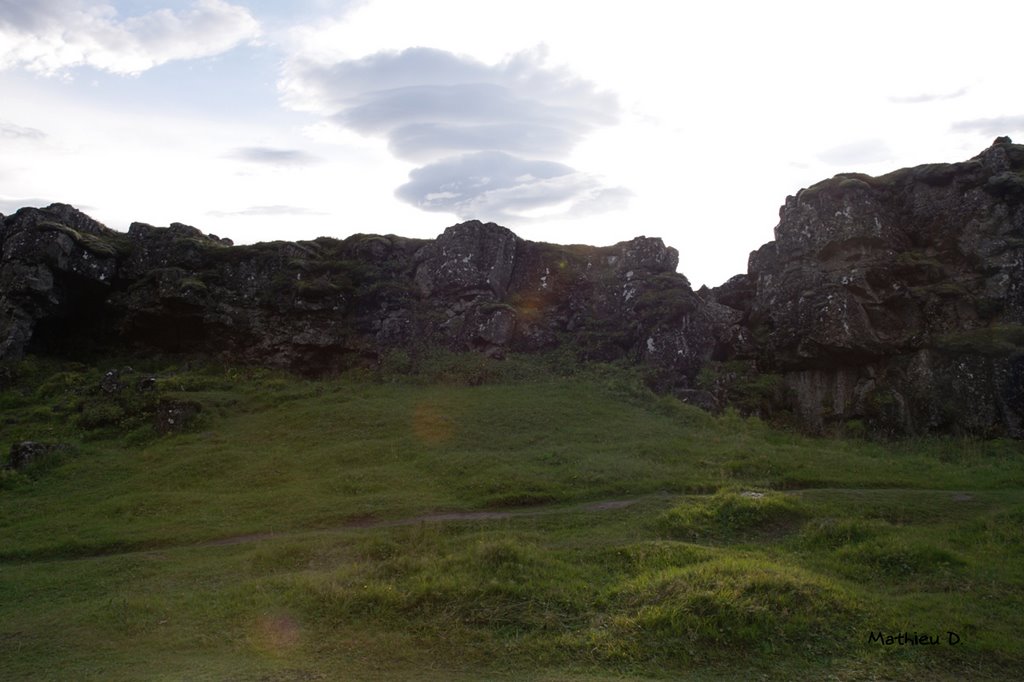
top-left (0, 207), bottom-right (715, 390)
top-left (710, 137), bottom-right (1024, 437)
top-left (1, 138), bottom-right (1022, 437)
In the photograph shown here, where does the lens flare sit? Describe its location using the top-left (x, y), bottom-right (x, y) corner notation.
top-left (251, 612), bottom-right (301, 655)
top-left (411, 402), bottom-right (454, 444)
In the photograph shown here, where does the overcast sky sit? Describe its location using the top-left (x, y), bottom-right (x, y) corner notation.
top-left (1, 0), bottom-right (1022, 287)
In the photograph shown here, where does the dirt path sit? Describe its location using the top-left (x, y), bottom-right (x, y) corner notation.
top-left (200, 488), bottom-right (984, 549)
top-left (3, 496), bottom-right (662, 562)
top-left (201, 497), bottom-right (647, 548)
top-left (6, 488), bottom-right (985, 563)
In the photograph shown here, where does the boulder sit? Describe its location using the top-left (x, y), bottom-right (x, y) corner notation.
top-left (414, 221), bottom-right (520, 298)
top-left (155, 399), bottom-right (202, 434)
top-left (5, 441), bottom-right (68, 470)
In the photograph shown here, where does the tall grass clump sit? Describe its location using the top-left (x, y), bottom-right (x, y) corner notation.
top-left (590, 558), bottom-right (862, 664)
top-left (657, 489), bottom-right (807, 541)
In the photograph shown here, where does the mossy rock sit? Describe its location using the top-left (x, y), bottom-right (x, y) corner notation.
top-left (912, 163), bottom-right (958, 186)
top-left (934, 325), bottom-right (1024, 357)
top-left (985, 171), bottom-right (1024, 199)
top-left (837, 177), bottom-right (873, 192)
top-left (295, 277), bottom-right (343, 299)
top-left (633, 273), bottom-right (696, 323)
top-left (697, 361), bottom-right (790, 419)
top-left (32, 222), bottom-right (129, 258)
top-left (477, 301), bottom-right (516, 316)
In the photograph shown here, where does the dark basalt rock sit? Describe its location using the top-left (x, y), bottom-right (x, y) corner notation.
top-left (100, 369), bottom-right (124, 394)
top-left (674, 388), bottom-right (719, 413)
top-left (5, 441), bottom-right (69, 471)
top-left (712, 137), bottom-right (1024, 437)
top-left (1, 138), bottom-right (1022, 437)
top-left (0, 210), bottom-right (715, 390)
top-left (155, 399), bottom-right (202, 434)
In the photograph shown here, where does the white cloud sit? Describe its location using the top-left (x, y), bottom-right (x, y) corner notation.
top-left (951, 116), bottom-right (1024, 137)
top-left (395, 151), bottom-right (630, 223)
top-left (208, 204), bottom-right (327, 217)
top-left (889, 87), bottom-right (968, 105)
top-left (0, 0), bottom-right (260, 75)
top-left (0, 120), bottom-right (46, 139)
top-left (226, 146), bottom-right (323, 166)
top-left (0, 196), bottom-right (54, 214)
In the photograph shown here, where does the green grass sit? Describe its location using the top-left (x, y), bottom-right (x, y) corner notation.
top-left (1, 354), bottom-right (1023, 680)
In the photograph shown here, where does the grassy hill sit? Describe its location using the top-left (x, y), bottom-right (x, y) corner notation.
top-left (1, 353), bottom-right (1022, 680)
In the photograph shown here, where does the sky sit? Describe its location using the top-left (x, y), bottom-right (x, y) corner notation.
top-left (1, 1), bottom-right (1023, 287)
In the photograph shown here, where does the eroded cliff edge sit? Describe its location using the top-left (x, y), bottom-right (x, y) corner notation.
top-left (1, 138), bottom-right (1022, 437)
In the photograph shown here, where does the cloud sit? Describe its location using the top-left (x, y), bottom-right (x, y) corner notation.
top-left (0, 0), bottom-right (260, 75)
top-left (395, 151), bottom-right (628, 222)
top-left (889, 87), bottom-right (968, 104)
top-left (0, 121), bottom-right (46, 140)
top-left (0, 0), bottom-right (63, 32)
top-left (208, 205), bottom-right (327, 217)
top-left (296, 47), bottom-right (617, 161)
top-left (282, 46), bottom-right (627, 221)
top-left (227, 146), bottom-right (323, 166)
top-left (817, 139), bottom-right (893, 166)
top-left (951, 115), bottom-right (1024, 136)
top-left (0, 196), bottom-right (54, 214)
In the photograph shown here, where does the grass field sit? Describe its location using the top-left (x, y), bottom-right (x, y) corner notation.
top-left (1, 353), bottom-right (1022, 680)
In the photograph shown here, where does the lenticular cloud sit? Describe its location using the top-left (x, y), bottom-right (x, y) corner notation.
top-left (282, 46), bottom-right (629, 221)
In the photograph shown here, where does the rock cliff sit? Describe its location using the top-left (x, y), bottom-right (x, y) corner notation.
top-left (1, 138), bottom-right (1022, 437)
top-left (0, 207), bottom-right (714, 389)
top-left (710, 137), bottom-right (1024, 437)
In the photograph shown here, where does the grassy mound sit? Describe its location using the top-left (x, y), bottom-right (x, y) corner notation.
top-left (593, 558), bottom-right (861, 664)
top-left (657, 489), bottom-right (808, 540)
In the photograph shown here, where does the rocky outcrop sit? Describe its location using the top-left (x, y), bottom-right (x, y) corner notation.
top-left (711, 137), bottom-right (1024, 437)
top-left (4, 441), bottom-right (71, 471)
top-left (2, 138), bottom-right (1022, 437)
top-left (0, 206), bottom-right (715, 389)
top-left (0, 204), bottom-right (121, 363)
